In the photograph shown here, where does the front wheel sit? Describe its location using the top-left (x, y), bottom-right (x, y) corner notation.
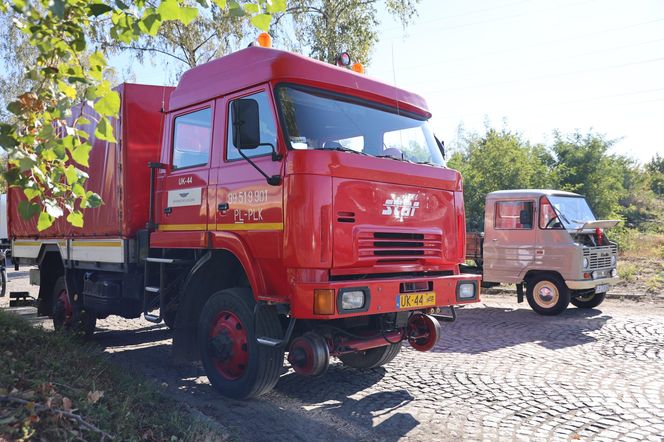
top-left (198, 288), bottom-right (284, 399)
top-left (525, 275), bottom-right (570, 316)
top-left (338, 343), bottom-right (401, 369)
top-left (571, 291), bottom-right (606, 309)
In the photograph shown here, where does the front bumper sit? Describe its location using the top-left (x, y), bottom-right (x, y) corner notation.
top-left (289, 273), bottom-right (481, 319)
top-left (566, 276), bottom-right (620, 290)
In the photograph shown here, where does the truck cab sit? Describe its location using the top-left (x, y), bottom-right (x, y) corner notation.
top-left (472, 189), bottom-right (618, 315)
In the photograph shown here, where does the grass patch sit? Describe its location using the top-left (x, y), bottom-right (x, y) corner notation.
top-left (645, 275), bottom-right (663, 294)
top-left (0, 310), bottom-right (225, 441)
top-left (618, 263), bottom-right (638, 283)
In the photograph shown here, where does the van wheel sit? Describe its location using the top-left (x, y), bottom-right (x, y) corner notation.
top-left (571, 291), bottom-right (605, 309)
top-left (526, 275), bottom-right (570, 315)
top-left (338, 343), bottom-right (401, 369)
top-left (198, 288), bottom-right (284, 399)
top-left (52, 277), bottom-right (96, 338)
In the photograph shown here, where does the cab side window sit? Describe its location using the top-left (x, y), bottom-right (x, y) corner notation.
top-left (172, 108), bottom-right (212, 169)
top-left (227, 91), bottom-right (277, 160)
top-left (495, 201), bottom-right (533, 229)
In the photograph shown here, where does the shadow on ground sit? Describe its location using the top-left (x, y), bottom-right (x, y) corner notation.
top-left (434, 305), bottom-right (611, 354)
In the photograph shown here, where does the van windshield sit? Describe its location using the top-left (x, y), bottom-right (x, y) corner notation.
top-left (547, 195), bottom-right (596, 230)
top-left (276, 86), bottom-right (444, 166)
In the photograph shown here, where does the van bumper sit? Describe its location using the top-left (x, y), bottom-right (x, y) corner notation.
top-left (565, 276), bottom-right (620, 290)
top-left (289, 273), bottom-right (481, 319)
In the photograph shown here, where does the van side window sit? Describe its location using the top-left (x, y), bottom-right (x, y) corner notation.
top-left (540, 196), bottom-right (563, 229)
top-left (495, 201), bottom-right (533, 229)
top-left (172, 108), bottom-right (212, 169)
top-left (227, 91), bottom-right (277, 160)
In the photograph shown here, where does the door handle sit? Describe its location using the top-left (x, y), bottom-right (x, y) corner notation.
top-left (492, 238), bottom-right (498, 241)
top-left (164, 207), bottom-right (172, 214)
top-left (218, 202), bottom-right (229, 212)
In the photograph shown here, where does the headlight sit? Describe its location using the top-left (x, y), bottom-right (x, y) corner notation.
top-left (340, 290), bottom-right (366, 310)
top-left (457, 282), bottom-right (477, 300)
top-left (610, 256), bottom-right (616, 267)
top-left (611, 268), bottom-right (617, 277)
top-left (583, 257), bottom-right (589, 269)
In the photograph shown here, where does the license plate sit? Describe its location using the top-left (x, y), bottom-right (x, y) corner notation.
top-left (595, 284), bottom-right (609, 294)
top-left (397, 291), bottom-right (436, 309)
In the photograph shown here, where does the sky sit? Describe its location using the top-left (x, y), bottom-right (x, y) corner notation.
top-left (112, 0), bottom-right (664, 164)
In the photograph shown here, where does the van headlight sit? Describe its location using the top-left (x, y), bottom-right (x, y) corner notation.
top-left (583, 257), bottom-right (589, 269)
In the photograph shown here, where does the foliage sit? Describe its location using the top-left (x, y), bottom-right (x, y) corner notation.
top-left (617, 262), bottom-right (638, 282)
top-left (273, 0), bottom-right (419, 65)
top-left (0, 0), bottom-right (283, 231)
top-left (447, 127), bottom-right (555, 230)
top-left (646, 154), bottom-right (664, 196)
top-left (0, 310), bottom-right (224, 440)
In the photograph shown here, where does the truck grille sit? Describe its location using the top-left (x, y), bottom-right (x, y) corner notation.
top-left (583, 245), bottom-right (617, 270)
top-left (357, 231), bottom-right (442, 262)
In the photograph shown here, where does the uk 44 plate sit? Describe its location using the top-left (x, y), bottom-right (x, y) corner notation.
top-left (397, 292), bottom-right (436, 309)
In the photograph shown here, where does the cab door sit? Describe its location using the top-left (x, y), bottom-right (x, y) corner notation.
top-left (155, 102), bottom-right (215, 239)
top-left (483, 199), bottom-right (536, 283)
top-left (213, 86), bottom-right (284, 259)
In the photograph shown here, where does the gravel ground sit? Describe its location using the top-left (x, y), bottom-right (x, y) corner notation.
top-left (2, 268), bottom-right (663, 442)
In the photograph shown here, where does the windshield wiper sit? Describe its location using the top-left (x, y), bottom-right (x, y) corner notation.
top-left (314, 146), bottom-right (370, 156)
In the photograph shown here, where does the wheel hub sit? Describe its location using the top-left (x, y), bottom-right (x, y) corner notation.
top-left (534, 281), bottom-right (559, 308)
top-left (208, 311), bottom-right (248, 380)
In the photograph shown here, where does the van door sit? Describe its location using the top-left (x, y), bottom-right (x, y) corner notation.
top-left (483, 199), bottom-right (536, 283)
top-left (155, 102), bottom-right (215, 238)
top-left (214, 87), bottom-right (284, 259)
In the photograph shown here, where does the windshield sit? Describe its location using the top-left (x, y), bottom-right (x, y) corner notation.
top-left (547, 196), bottom-right (596, 229)
top-left (276, 86), bottom-right (444, 166)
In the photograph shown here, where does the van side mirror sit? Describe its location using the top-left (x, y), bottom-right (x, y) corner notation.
top-left (231, 99), bottom-right (260, 149)
top-left (519, 209), bottom-right (531, 226)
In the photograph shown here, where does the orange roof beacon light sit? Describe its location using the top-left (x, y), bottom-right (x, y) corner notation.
top-left (256, 32), bottom-right (272, 48)
top-left (351, 62), bottom-right (364, 74)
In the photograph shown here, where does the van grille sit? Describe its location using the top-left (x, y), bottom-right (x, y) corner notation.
top-left (357, 231), bottom-right (442, 262)
top-left (583, 245), bottom-right (617, 270)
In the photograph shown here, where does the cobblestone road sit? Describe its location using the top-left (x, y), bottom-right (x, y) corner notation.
top-left (3, 270), bottom-right (664, 441)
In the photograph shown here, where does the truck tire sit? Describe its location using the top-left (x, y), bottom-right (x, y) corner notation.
top-left (52, 277), bottom-right (96, 338)
top-left (525, 275), bottom-right (570, 316)
top-left (571, 292), bottom-right (606, 309)
top-left (198, 288), bottom-right (284, 399)
top-left (338, 343), bottom-right (401, 369)
top-left (0, 268), bottom-right (6, 298)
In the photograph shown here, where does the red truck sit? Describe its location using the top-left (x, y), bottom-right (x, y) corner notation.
top-left (10, 43), bottom-right (480, 399)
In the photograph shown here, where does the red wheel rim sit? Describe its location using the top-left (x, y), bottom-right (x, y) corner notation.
top-left (58, 289), bottom-right (73, 326)
top-left (408, 314), bottom-right (440, 352)
top-left (208, 311), bottom-right (249, 380)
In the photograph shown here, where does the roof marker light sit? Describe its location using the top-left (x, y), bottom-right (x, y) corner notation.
top-left (257, 32), bottom-right (272, 48)
top-left (335, 52), bottom-right (351, 67)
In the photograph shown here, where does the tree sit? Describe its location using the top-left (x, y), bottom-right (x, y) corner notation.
top-left (646, 154), bottom-right (664, 196)
top-left (0, 0), bottom-right (283, 231)
top-left (272, 0), bottom-right (419, 65)
top-left (100, 1), bottom-right (251, 79)
top-left (550, 131), bottom-right (626, 219)
top-left (447, 127), bottom-right (555, 230)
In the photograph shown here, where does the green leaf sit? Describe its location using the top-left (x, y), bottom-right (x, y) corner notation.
top-left (157, 0), bottom-right (179, 20)
top-left (67, 211), bottom-right (84, 228)
top-left (50, 0), bottom-right (65, 18)
top-left (178, 7), bottom-right (198, 25)
top-left (86, 192), bottom-right (103, 208)
top-left (17, 201), bottom-right (40, 220)
top-left (250, 13), bottom-right (271, 31)
top-left (73, 183), bottom-right (86, 198)
top-left (94, 117), bottom-right (117, 143)
top-left (243, 3), bottom-right (259, 14)
top-left (0, 133), bottom-right (18, 148)
top-left (37, 211), bottom-right (54, 231)
top-left (115, 0), bottom-right (129, 10)
top-left (93, 90), bottom-right (120, 117)
top-left (7, 101), bottom-right (23, 115)
top-left (64, 165), bottom-right (79, 185)
top-left (57, 80), bottom-right (76, 99)
top-left (265, 0), bottom-right (286, 14)
top-left (71, 143), bottom-right (93, 167)
top-left (229, 5), bottom-right (245, 16)
top-left (89, 3), bottom-right (113, 16)
top-left (140, 13), bottom-right (162, 36)
top-left (212, 0), bottom-right (227, 8)
top-left (23, 188), bottom-right (40, 201)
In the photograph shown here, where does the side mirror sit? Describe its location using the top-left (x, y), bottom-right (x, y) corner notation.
top-left (519, 209), bottom-right (531, 225)
top-left (232, 98), bottom-right (260, 149)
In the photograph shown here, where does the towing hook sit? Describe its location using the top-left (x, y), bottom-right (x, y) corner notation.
top-left (407, 313), bottom-right (441, 352)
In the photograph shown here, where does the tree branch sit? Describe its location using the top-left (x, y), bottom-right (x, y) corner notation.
top-left (116, 45), bottom-right (190, 66)
top-left (0, 395), bottom-right (114, 440)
